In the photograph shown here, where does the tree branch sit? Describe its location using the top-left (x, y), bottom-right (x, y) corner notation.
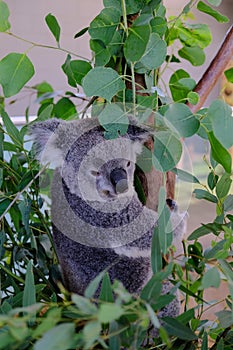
top-left (187, 25), bottom-right (233, 114)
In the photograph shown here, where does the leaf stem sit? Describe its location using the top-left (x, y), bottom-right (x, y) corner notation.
top-left (4, 32), bottom-right (90, 62)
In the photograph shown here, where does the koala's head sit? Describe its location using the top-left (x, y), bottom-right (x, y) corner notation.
top-left (30, 117), bottom-right (152, 203)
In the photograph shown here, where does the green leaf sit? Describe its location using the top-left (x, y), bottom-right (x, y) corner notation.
top-left (140, 33), bottom-right (167, 69)
top-left (153, 131), bottom-right (182, 172)
top-left (99, 273), bottom-right (114, 302)
top-left (201, 332), bottom-right (208, 350)
top-left (146, 303), bottom-right (160, 328)
top-left (54, 97), bottom-right (77, 120)
top-left (171, 168), bottom-right (200, 184)
top-left (201, 267), bottom-right (221, 289)
top-left (208, 100), bottom-right (233, 149)
top-left (89, 7), bottom-right (120, 45)
top-left (169, 69), bottom-right (195, 102)
top-left (0, 0), bottom-right (10, 32)
top-left (216, 310), bottom-right (233, 328)
top-left (193, 189), bottom-right (217, 203)
top-left (150, 16), bottom-right (167, 37)
top-left (208, 131), bottom-right (232, 173)
top-left (33, 308), bottom-right (62, 337)
top-left (74, 27), bottom-right (89, 39)
top-left (98, 304), bottom-right (124, 324)
top-left (164, 103), bottom-right (199, 137)
top-left (83, 67), bottom-right (125, 102)
top-left (18, 198), bottom-right (31, 235)
top-left (197, 1), bottom-right (228, 23)
top-left (224, 195), bottom-right (233, 212)
top-left (62, 55), bottom-right (77, 88)
top-left (158, 187), bottom-right (173, 254)
top-left (34, 323), bottom-right (76, 350)
top-left (124, 25), bottom-right (151, 62)
top-left (187, 91), bottom-right (199, 105)
top-left (151, 226), bottom-right (163, 273)
top-left (90, 40), bottom-right (111, 66)
top-left (0, 53), bottom-right (34, 97)
top-left (69, 60), bottom-right (92, 86)
top-left (98, 104), bottom-right (128, 138)
top-left (45, 13), bottom-right (61, 44)
top-left (23, 260), bottom-right (36, 308)
top-left (177, 23), bottom-right (212, 49)
top-left (1, 108), bottom-right (23, 146)
top-left (207, 0), bottom-right (222, 5)
top-left (83, 320), bottom-right (101, 350)
top-left (84, 270), bottom-right (106, 298)
top-left (141, 274), bottom-right (162, 302)
top-left (179, 45), bottom-right (205, 66)
top-left (163, 317), bottom-right (198, 340)
top-left (72, 294), bottom-right (97, 315)
top-left (224, 67), bottom-right (233, 83)
top-left (207, 171), bottom-right (219, 190)
top-left (216, 173), bottom-right (232, 200)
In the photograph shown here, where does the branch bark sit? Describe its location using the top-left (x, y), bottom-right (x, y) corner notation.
top-left (187, 24), bottom-right (233, 114)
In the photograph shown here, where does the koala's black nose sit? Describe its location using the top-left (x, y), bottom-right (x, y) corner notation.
top-left (110, 168), bottom-right (128, 194)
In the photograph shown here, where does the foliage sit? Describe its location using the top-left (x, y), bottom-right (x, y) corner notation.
top-left (0, 0), bottom-right (233, 349)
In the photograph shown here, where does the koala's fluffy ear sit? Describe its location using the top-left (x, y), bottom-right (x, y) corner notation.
top-left (29, 118), bottom-right (64, 167)
top-left (127, 116), bottom-right (154, 143)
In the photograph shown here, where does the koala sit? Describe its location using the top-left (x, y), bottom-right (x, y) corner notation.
top-left (30, 116), bottom-right (186, 318)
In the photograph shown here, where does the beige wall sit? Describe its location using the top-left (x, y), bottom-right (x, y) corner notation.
top-left (0, 0), bottom-right (232, 116)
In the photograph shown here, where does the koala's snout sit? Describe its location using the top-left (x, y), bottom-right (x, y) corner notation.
top-left (110, 168), bottom-right (128, 194)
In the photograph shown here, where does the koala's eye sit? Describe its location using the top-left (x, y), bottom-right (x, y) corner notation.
top-left (90, 170), bottom-right (100, 177)
top-left (127, 161), bottom-right (131, 167)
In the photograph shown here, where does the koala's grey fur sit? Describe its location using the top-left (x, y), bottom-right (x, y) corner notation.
top-left (30, 116), bottom-right (186, 318)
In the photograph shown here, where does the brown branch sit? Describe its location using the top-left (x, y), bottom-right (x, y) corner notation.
top-left (187, 24), bottom-right (233, 114)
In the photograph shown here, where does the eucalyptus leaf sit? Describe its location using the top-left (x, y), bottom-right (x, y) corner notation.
top-left (1, 109), bottom-right (23, 145)
top-left (90, 40), bottom-right (111, 66)
top-left (178, 45), bottom-right (205, 66)
top-left (197, 1), bottom-right (228, 23)
top-left (187, 91), bottom-right (199, 105)
top-left (0, 0), bottom-right (10, 32)
top-left (216, 173), bottom-right (232, 200)
top-left (74, 27), bottom-right (89, 39)
top-left (140, 33), bottom-right (167, 69)
top-left (150, 16), bottom-right (167, 37)
top-left (45, 13), bottom-right (61, 44)
top-left (207, 0), bottom-right (222, 5)
top-left (201, 267), bottom-right (221, 289)
top-left (163, 317), bottom-right (198, 340)
top-left (169, 69), bottom-right (194, 102)
top-left (172, 168), bottom-right (200, 184)
top-left (151, 226), bottom-right (162, 274)
top-left (164, 103), bottom-right (199, 137)
top-left (208, 131), bottom-right (232, 174)
top-left (98, 104), bottom-right (128, 138)
top-left (208, 100), bottom-right (233, 149)
top-left (124, 25), bottom-right (151, 62)
top-left (83, 67), bottom-right (125, 102)
top-left (34, 323), bottom-right (76, 350)
top-left (54, 97), bottom-right (77, 120)
top-left (89, 7), bottom-right (120, 45)
top-left (0, 53), bottom-right (35, 97)
top-left (23, 260), bottom-right (36, 308)
top-left (153, 131), bottom-right (182, 172)
top-left (224, 67), bottom-right (233, 83)
top-left (98, 304), bottom-right (124, 324)
top-left (177, 23), bottom-right (212, 49)
top-left (193, 189), bottom-right (217, 203)
top-left (83, 320), bottom-right (101, 350)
